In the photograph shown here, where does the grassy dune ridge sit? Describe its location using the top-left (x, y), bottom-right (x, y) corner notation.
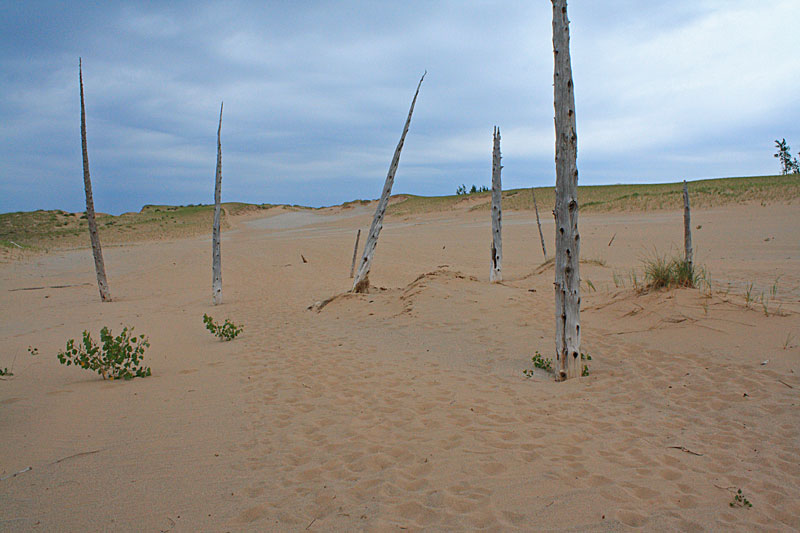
top-left (2, 174), bottom-right (796, 253)
top-left (388, 174), bottom-right (799, 215)
top-left (0, 202), bottom-right (273, 253)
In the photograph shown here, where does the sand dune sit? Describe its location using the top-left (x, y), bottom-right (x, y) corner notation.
top-left (1, 201), bottom-right (798, 531)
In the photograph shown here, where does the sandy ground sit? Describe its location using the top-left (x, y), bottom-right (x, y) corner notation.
top-left (1, 202), bottom-right (798, 531)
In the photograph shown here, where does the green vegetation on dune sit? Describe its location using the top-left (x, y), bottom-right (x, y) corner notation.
top-left (2, 175), bottom-right (796, 254)
top-left (388, 174), bottom-right (799, 216)
top-left (0, 202), bottom-right (274, 252)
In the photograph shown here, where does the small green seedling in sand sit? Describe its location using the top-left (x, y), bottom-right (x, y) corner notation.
top-left (57, 326), bottom-right (151, 380)
top-left (28, 346), bottom-right (39, 356)
top-left (525, 351), bottom-right (592, 377)
top-left (744, 282), bottom-right (755, 308)
top-left (203, 314), bottom-right (243, 341)
top-left (730, 488), bottom-right (752, 508)
top-left (0, 367), bottom-right (12, 376)
top-left (581, 352), bottom-right (592, 377)
top-left (523, 351), bottom-right (553, 377)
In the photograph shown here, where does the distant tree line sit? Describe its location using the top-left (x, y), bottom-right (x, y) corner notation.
top-left (774, 138), bottom-right (800, 174)
top-left (456, 184), bottom-right (490, 195)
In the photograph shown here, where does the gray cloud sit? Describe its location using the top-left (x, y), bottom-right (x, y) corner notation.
top-left (1, 1), bottom-right (798, 214)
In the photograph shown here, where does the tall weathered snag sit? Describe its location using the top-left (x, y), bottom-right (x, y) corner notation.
top-left (552, 0), bottom-right (581, 380)
top-left (352, 72), bottom-right (425, 293)
top-left (490, 126), bottom-right (502, 282)
top-left (79, 59), bottom-right (111, 302)
top-left (683, 180), bottom-right (693, 272)
top-left (532, 188), bottom-right (547, 260)
top-left (212, 102), bottom-right (223, 305)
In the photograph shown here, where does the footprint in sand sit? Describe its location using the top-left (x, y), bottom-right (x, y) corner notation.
top-left (237, 504), bottom-right (270, 524)
top-left (480, 462), bottom-right (507, 475)
top-left (616, 509), bottom-right (648, 527)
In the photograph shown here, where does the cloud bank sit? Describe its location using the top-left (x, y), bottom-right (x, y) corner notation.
top-left (1, 1), bottom-right (798, 214)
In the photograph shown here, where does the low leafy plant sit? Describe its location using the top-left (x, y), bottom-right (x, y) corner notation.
top-left (524, 352), bottom-right (592, 377)
top-left (0, 367), bottom-right (12, 376)
top-left (203, 314), bottom-right (243, 341)
top-left (581, 352), bottom-right (592, 376)
top-left (28, 346), bottom-right (38, 356)
top-left (730, 488), bottom-right (752, 508)
top-left (57, 326), bottom-right (151, 380)
top-left (523, 351), bottom-right (553, 377)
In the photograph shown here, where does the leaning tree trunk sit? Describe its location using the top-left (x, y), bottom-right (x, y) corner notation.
top-left (532, 188), bottom-right (547, 260)
top-left (682, 180), bottom-right (693, 273)
top-left (352, 72), bottom-right (425, 293)
top-left (212, 102), bottom-right (223, 305)
top-left (490, 127), bottom-right (503, 282)
top-left (79, 59), bottom-right (111, 302)
top-left (349, 229), bottom-right (361, 278)
top-left (552, 0), bottom-right (581, 381)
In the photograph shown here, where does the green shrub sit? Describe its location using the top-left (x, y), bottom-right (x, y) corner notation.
top-left (57, 326), bottom-right (151, 380)
top-left (643, 253), bottom-right (699, 290)
top-left (523, 351), bottom-right (553, 377)
top-left (203, 314), bottom-right (243, 341)
top-left (524, 351), bottom-right (592, 377)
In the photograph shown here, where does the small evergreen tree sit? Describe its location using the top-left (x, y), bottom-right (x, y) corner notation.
top-left (774, 139), bottom-right (800, 174)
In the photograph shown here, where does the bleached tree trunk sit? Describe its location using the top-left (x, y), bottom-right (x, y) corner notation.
top-left (490, 127), bottom-right (503, 282)
top-left (212, 102), bottom-right (223, 305)
top-left (532, 188), bottom-right (547, 260)
top-left (682, 180), bottom-right (693, 271)
top-left (79, 59), bottom-right (111, 302)
top-left (352, 72), bottom-right (425, 293)
top-left (552, 0), bottom-right (581, 381)
top-left (349, 229), bottom-right (361, 278)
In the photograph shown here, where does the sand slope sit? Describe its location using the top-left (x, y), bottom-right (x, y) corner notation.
top-left (1, 203), bottom-right (798, 531)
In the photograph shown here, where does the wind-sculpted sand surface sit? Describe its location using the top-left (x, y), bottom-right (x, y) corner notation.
top-left (1, 201), bottom-right (798, 531)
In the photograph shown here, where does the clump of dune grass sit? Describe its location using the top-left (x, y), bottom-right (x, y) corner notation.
top-left (642, 253), bottom-right (701, 290)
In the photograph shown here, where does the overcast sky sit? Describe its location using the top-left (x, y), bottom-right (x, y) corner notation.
top-left (2, 1), bottom-right (799, 214)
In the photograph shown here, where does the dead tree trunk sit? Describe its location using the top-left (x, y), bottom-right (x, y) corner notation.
top-left (552, 0), bottom-right (581, 381)
top-left (683, 180), bottom-right (693, 272)
top-left (349, 229), bottom-right (361, 278)
top-left (490, 127), bottom-right (503, 282)
top-left (532, 188), bottom-right (547, 260)
top-left (212, 102), bottom-right (223, 305)
top-left (352, 72), bottom-right (425, 293)
top-left (79, 59), bottom-right (111, 302)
